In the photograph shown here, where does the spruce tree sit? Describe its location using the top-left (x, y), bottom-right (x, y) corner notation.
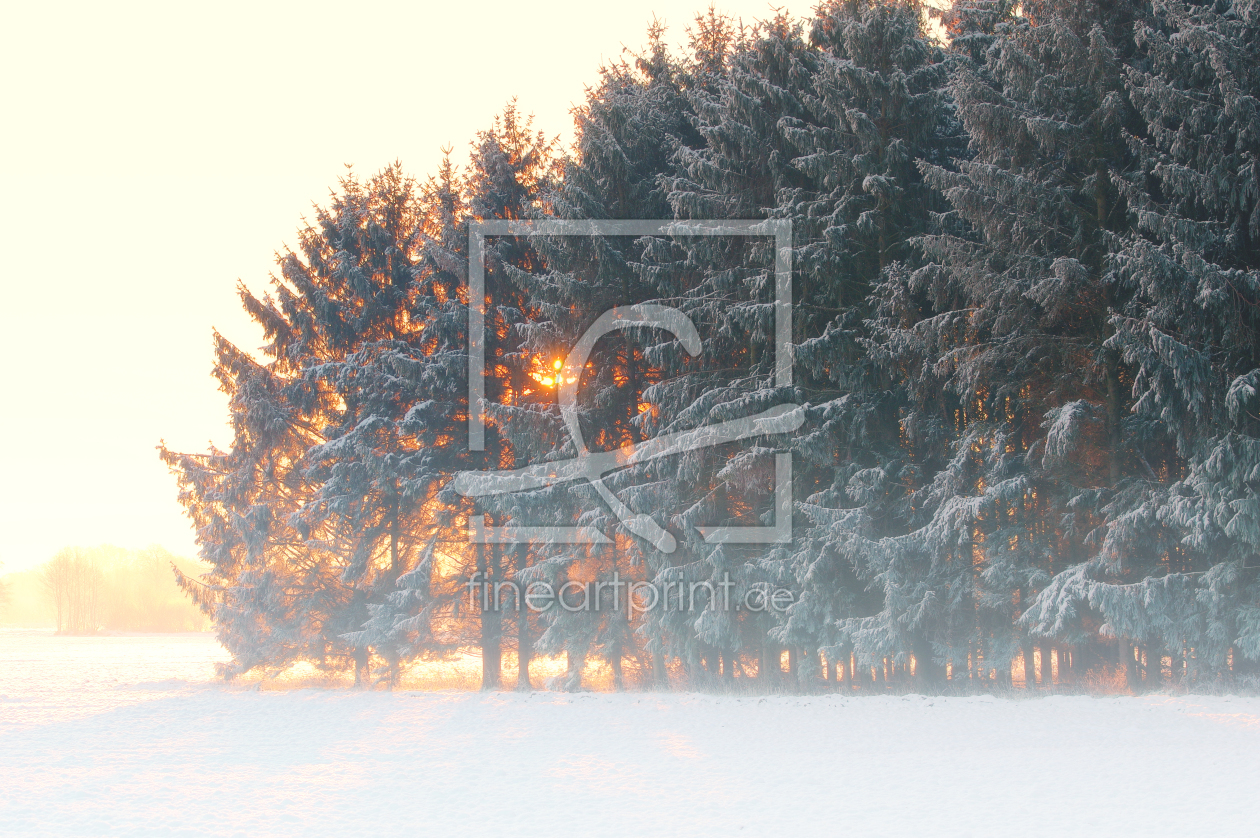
top-left (507, 28), bottom-right (704, 691)
top-left (161, 165), bottom-right (426, 681)
top-left (329, 158), bottom-right (477, 686)
top-left (644, 11), bottom-right (814, 686)
top-left (777, 0), bottom-right (962, 690)
top-left (870, 0), bottom-right (1148, 687)
top-left (1034, 0), bottom-right (1260, 683)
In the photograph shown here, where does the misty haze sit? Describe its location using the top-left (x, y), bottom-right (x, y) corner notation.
top-left (3, 1), bottom-right (1259, 836)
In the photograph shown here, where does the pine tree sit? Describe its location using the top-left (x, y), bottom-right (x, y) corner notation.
top-left (163, 0), bottom-right (1260, 695)
top-left (1039, 0), bottom-right (1260, 684)
top-left (777, 0), bottom-right (962, 690)
top-left (162, 167), bottom-right (428, 680)
top-left (347, 107), bottom-right (561, 691)
top-left (344, 155), bottom-right (485, 683)
top-left (868, 0), bottom-right (1148, 688)
top-left (506, 28), bottom-right (704, 691)
top-left (642, 11), bottom-right (815, 686)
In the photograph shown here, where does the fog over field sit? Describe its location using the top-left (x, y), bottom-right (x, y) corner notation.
top-left (0, 546), bottom-right (208, 633)
top-left (1, 630), bottom-right (1256, 837)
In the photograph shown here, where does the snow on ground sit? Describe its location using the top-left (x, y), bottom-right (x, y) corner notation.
top-left (1, 630), bottom-right (1256, 837)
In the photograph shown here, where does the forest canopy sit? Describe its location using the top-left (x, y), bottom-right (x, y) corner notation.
top-left (161, 0), bottom-right (1260, 693)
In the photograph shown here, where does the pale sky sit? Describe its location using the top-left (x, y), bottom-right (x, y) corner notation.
top-left (1, 0), bottom-right (842, 572)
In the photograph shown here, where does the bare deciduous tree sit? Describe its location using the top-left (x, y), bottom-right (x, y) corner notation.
top-left (39, 548), bottom-right (102, 634)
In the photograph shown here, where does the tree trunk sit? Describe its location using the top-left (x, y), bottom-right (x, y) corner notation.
top-left (1021, 636), bottom-right (1035, 689)
top-left (1145, 644), bottom-right (1162, 690)
top-left (801, 648), bottom-right (818, 692)
top-left (564, 649), bottom-right (582, 692)
top-left (914, 635), bottom-right (942, 692)
top-left (1229, 646), bottom-right (1256, 683)
top-left (652, 649), bottom-right (667, 689)
top-left (611, 649), bottom-right (624, 692)
top-left (1124, 642), bottom-right (1139, 689)
top-left (513, 545), bottom-right (532, 691)
top-left (390, 497), bottom-right (401, 576)
top-left (478, 534), bottom-right (501, 691)
top-left (995, 653), bottom-right (1012, 690)
top-left (1104, 351), bottom-right (1123, 487)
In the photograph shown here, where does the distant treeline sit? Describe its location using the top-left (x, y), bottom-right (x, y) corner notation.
top-left (0, 546), bottom-right (210, 633)
top-left (162, 0), bottom-right (1260, 693)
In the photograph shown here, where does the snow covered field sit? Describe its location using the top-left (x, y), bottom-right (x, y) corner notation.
top-left (1, 630), bottom-right (1256, 837)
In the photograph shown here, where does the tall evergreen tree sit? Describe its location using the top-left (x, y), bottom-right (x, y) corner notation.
top-left (505, 27), bottom-right (705, 691)
top-left (355, 107), bottom-right (560, 691)
top-left (161, 165), bottom-right (427, 681)
top-left (641, 11), bottom-right (816, 685)
top-left (166, 0), bottom-right (1260, 695)
top-left (330, 158), bottom-right (476, 686)
top-left (1029, 0), bottom-right (1260, 684)
top-left (779, 0), bottom-right (962, 690)
top-left (866, 0), bottom-right (1148, 687)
